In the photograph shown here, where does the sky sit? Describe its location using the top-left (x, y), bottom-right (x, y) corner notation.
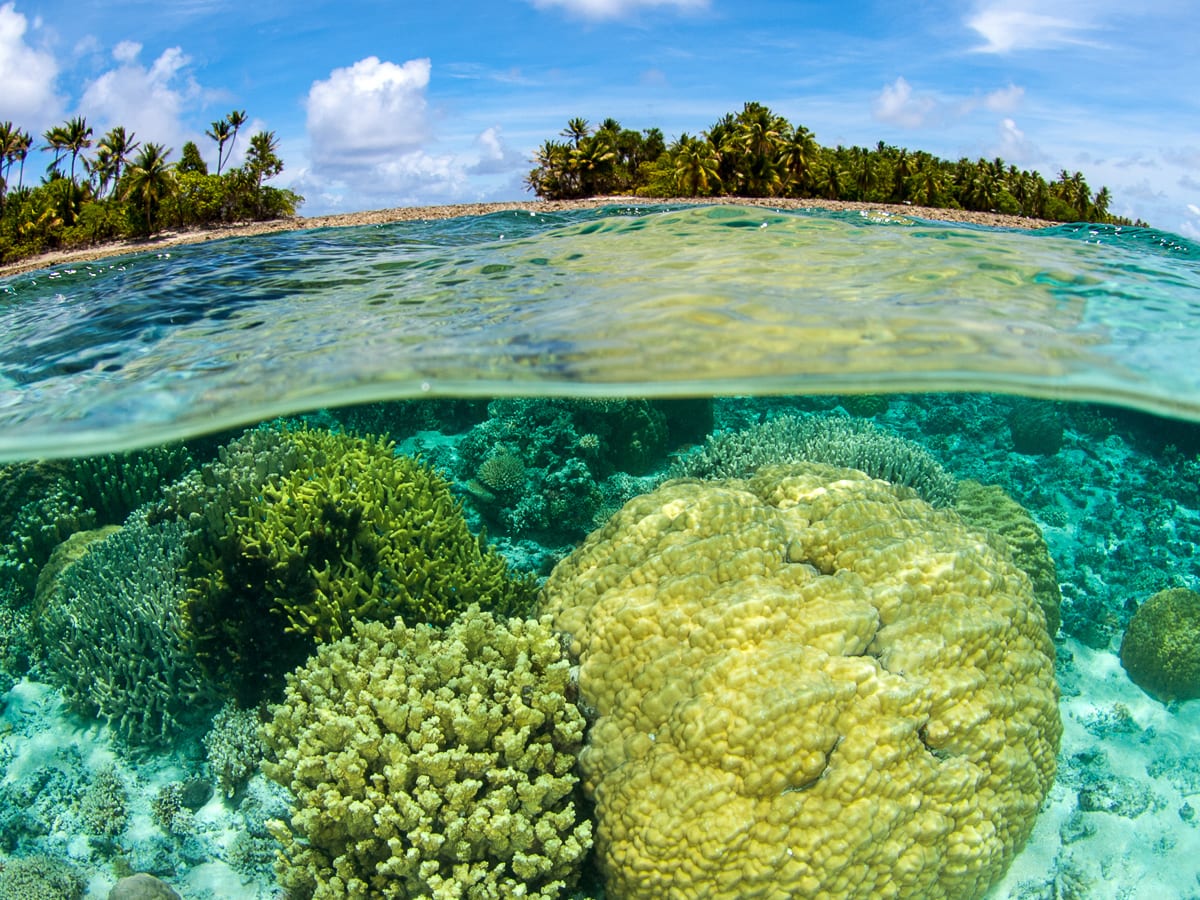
top-left (2, 0), bottom-right (1198, 235)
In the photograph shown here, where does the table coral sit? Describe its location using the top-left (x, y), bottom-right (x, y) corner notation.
top-left (540, 462), bottom-right (1061, 900)
top-left (260, 606), bottom-right (592, 899)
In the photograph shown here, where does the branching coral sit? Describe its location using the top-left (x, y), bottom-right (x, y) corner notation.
top-left (260, 606), bottom-right (592, 900)
top-left (540, 463), bottom-right (1060, 900)
top-left (37, 514), bottom-right (218, 747)
top-left (669, 413), bottom-right (958, 506)
top-left (183, 426), bottom-right (538, 703)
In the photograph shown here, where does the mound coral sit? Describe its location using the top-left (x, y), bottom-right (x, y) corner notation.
top-left (954, 479), bottom-right (1062, 636)
top-left (184, 426), bottom-right (537, 703)
top-left (540, 463), bottom-right (1060, 900)
top-left (1120, 587), bottom-right (1200, 702)
top-left (260, 607), bottom-right (592, 899)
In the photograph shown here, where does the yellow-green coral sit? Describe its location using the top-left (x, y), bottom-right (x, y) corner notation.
top-left (187, 427), bottom-right (537, 702)
top-left (954, 479), bottom-right (1062, 636)
top-left (540, 463), bottom-right (1060, 900)
top-left (260, 606), bottom-right (592, 900)
top-left (1120, 587), bottom-right (1200, 702)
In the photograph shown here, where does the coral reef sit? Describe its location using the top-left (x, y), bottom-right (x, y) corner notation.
top-left (669, 413), bottom-right (958, 506)
top-left (1008, 400), bottom-right (1065, 455)
top-left (203, 701), bottom-right (267, 798)
top-left (954, 479), bottom-right (1062, 636)
top-left (37, 515), bottom-right (218, 747)
top-left (455, 397), bottom-right (703, 541)
top-left (182, 426), bottom-right (537, 703)
top-left (1120, 587), bottom-right (1200, 702)
top-left (541, 463), bottom-right (1060, 899)
top-left (78, 765), bottom-right (130, 838)
top-left (0, 853), bottom-right (85, 900)
top-left (261, 606), bottom-right (592, 900)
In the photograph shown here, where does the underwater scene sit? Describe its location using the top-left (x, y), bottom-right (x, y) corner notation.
top-left (1, 205), bottom-right (1200, 899)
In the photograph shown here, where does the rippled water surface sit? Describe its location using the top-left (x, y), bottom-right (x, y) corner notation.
top-left (2, 204), bottom-right (1198, 460)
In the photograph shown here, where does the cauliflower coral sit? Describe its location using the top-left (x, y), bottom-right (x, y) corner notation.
top-left (540, 463), bottom-right (1061, 900)
top-left (260, 606), bottom-right (592, 900)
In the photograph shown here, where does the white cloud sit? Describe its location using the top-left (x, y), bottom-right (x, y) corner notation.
top-left (112, 39), bottom-right (141, 64)
top-left (873, 77), bottom-right (939, 128)
top-left (527, 0), bottom-right (707, 21)
top-left (993, 117), bottom-right (1040, 166)
top-left (873, 77), bottom-right (1027, 131)
top-left (0, 1), bottom-right (64, 127)
top-left (302, 56), bottom-right (469, 209)
top-left (306, 56), bottom-right (432, 168)
top-left (467, 126), bottom-right (527, 175)
top-left (983, 84), bottom-right (1024, 113)
top-left (80, 44), bottom-right (199, 151)
top-left (966, 3), bottom-right (1104, 54)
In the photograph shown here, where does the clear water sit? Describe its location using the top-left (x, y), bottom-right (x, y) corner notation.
top-left (2, 204), bottom-right (1199, 461)
top-left (2, 205), bottom-right (1200, 899)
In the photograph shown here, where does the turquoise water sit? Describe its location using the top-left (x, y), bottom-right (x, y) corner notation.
top-left (2, 205), bottom-right (1199, 461)
top-left (2, 205), bottom-right (1200, 899)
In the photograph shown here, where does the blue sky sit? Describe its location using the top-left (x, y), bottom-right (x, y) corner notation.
top-left (2, 0), bottom-right (1197, 234)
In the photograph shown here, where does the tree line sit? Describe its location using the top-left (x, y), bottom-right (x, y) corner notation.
top-left (0, 110), bottom-right (302, 264)
top-left (526, 102), bottom-right (1136, 225)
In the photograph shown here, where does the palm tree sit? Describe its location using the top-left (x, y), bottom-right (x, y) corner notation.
top-left (97, 126), bottom-right (139, 195)
top-left (206, 119), bottom-right (232, 174)
top-left (670, 133), bottom-right (721, 196)
top-left (10, 128), bottom-right (32, 191)
top-left (42, 124), bottom-right (70, 177)
top-left (561, 117), bottom-right (590, 148)
top-left (906, 156), bottom-right (947, 208)
top-left (225, 109), bottom-right (248, 166)
top-left (778, 125), bottom-right (818, 197)
top-left (571, 134), bottom-right (616, 197)
top-left (245, 130), bottom-right (283, 207)
top-left (63, 116), bottom-right (93, 187)
top-left (123, 143), bottom-right (175, 235)
top-left (0, 121), bottom-right (17, 206)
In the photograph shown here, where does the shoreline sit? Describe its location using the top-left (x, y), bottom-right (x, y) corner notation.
top-left (0, 197), bottom-right (1055, 277)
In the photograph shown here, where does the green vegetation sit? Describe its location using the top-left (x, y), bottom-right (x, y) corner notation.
top-left (0, 110), bottom-right (302, 264)
top-left (526, 102), bottom-right (1135, 225)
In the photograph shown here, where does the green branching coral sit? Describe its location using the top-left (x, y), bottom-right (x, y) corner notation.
top-left (669, 414), bottom-right (958, 507)
top-left (186, 426), bottom-right (538, 703)
top-left (260, 607), bottom-right (593, 900)
top-left (1120, 587), bottom-right (1200, 702)
top-left (0, 853), bottom-right (85, 900)
top-left (37, 514), bottom-right (219, 747)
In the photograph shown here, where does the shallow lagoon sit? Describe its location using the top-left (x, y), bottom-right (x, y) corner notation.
top-left (1, 206), bottom-right (1199, 898)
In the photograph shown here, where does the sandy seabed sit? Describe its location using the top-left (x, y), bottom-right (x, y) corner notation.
top-left (0, 196), bottom-right (1054, 277)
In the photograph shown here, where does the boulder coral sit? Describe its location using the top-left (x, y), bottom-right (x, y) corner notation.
top-left (954, 479), bottom-right (1062, 637)
top-left (1120, 587), bottom-right (1200, 702)
top-left (540, 463), bottom-right (1061, 900)
top-left (260, 607), bottom-right (593, 900)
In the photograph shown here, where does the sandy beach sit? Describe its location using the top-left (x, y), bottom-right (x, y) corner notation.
top-left (0, 196), bottom-right (1055, 277)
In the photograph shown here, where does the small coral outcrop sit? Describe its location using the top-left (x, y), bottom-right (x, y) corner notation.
top-left (1120, 587), bottom-right (1200, 702)
top-left (260, 607), bottom-right (592, 900)
top-left (541, 463), bottom-right (1060, 900)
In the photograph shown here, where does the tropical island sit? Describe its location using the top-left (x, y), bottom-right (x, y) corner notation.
top-left (525, 103), bottom-right (1134, 227)
top-left (0, 110), bottom-right (301, 265)
top-left (1, 101), bottom-right (1136, 271)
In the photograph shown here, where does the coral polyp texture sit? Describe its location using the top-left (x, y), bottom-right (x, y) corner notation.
top-left (540, 463), bottom-right (1061, 900)
top-left (260, 607), bottom-right (592, 900)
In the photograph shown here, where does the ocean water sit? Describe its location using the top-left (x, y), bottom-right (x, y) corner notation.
top-left (1, 204), bottom-right (1199, 899)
